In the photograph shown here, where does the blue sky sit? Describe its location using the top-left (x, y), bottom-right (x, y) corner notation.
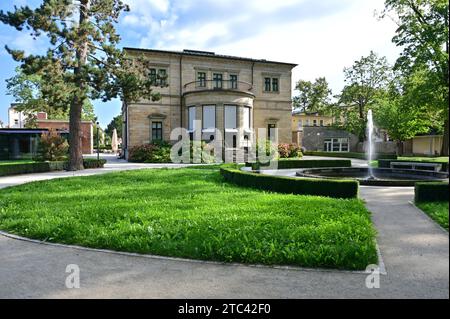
top-left (0, 0), bottom-right (400, 128)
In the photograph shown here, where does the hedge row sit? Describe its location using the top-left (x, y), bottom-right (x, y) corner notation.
top-left (0, 161), bottom-right (65, 177)
top-left (220, 164), bottom-right (359, 199)
top-left (414, 182), bottom-right (449, 202)
top-left (251, 159), bottom-right (352, 170)
top-left (379, 159), bottom-right (448, 172)
top-left (303, 151), bottom-right (397, 160)
top-left (0, 159), bottom-right (107, 177)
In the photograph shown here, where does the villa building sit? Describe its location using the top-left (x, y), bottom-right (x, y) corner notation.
top-left (121, 48), bottom-right (297, 158)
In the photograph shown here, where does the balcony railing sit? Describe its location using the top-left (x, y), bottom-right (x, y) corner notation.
top-left (183, 80), bottom-right (253, 94)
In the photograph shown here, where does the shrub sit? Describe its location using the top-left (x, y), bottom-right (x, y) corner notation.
top-left (128, 142), bottom-right (172, 163)
top-left (415, 182), bottom-right (449, 202)
top-left (0, 161), bottom-right (65, 177)
top-left (303, 151), bottom-right (397, 160)
top-left (220, 164), bottom-right (359, 199)
top-left (252, 159), bottom-right (352, 170)
top-left (82, 158), bottom-right (107, 169)
top-left (36, 129), bottom-right (69, 161)
top-left (278, 143), bottom-right (303, 158)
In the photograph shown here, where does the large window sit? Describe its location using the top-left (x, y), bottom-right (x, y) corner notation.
top-left (152, 121), bottom-right (163, 141)
top-left (272, 78), bottom-right (279, 92)
top-left (230, 74), bottom-right (238, 89)
top-left (202, 105), bottom-right (216, 130)
top-left (224, 105), bottom-right (237, 129)
top-left (213, 73), bottom-right (223, 89)
top-left (150, 68), bottom-right (167, 86)
top-left (188, 106), bottom-right (196, 131)
top-left (264, 77), bottom-right (280, 92)
top-left (158, 69), bottom-right (167, 86)
top-left (324, 138), bottom-right (349, 152)
top-left (264, 77), bottom-right (271, 92)
top-left (197, 72), bottom-right (206, 87)
top-left (149, 68), bottom-right (157, 84)
top-left (243, 107), bottom-right (251, 130)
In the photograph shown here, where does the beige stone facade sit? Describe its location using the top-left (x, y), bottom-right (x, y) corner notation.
top-left (122, 48), bottom-right (296, 158)
top-left (291, 111), bottom-right (333, 145)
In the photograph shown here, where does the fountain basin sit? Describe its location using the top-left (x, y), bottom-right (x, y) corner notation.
top-left (296, 167), bottom-right (449, 186)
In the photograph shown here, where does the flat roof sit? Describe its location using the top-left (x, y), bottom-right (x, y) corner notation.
top-left (123, 47), bottom-right (298, 67)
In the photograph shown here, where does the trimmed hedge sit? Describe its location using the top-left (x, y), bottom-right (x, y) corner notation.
top-left (303, 151), bottom-right (397, 160)
top-left (379, 159), bottom-right (448, 172)
top-left (0, 161), bottom-right (65, 177)
top-left (415, 182), bottom-right (449, 202)
top-left (0, 159), bottom-right (107, 177)
top-left (220, 164), bottom-right (359, 199)
top-left (252, 159), bottom-right (352, 170)
top-left (82, 158), bottom-right (107, 169)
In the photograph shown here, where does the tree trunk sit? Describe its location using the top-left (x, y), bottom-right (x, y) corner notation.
top-left (68, 0), bottom-right (90, 171)
top-left (441, 117), bottom-right (449, 156)
top-left (396, 140), bottom-right (404, 156)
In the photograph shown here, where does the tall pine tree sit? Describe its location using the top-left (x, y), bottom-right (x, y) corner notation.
top-left (1, 1), bottom-right (160, 169)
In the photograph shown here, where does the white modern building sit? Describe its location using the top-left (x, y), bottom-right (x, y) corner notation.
top-left (8, 103), bottom-right (29, 128)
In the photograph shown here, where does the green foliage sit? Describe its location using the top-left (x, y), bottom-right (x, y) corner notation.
top-left (335, 51), bottom-right (392, 140)
top-left (415, 182), bottom-right (449, 202)
top-left (380, 0), bottom-right (449, 155)
top-left (105, 114), bottom-right (123, 139)
top-left (82, 158), bottom-right (107, 169)
top-left (36, 130), bottom-right (69, 161)
top-left (128, 142), bottom-right (172, 163)
top-left (220, 164), bottom-right (359, 199)
top-left (0, 161), bottom-right (65, 177)
top-left (0, 168), bottom-right (377, 269)
top-left (252, 159), bottom-right (351, 170)
top-left (303, 151), bottom-right (397, 160)
top-left (6, 68), bottom-right (97, 122)
top-left (0, 158), bottom-right (106, 177)
top-left (293, 77), bottom-right (332, 114)
top-left (416, 201), bottom-right (449, 230)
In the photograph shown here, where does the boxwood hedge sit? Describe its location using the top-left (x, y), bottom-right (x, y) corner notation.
top-left (251, 159), bottom-right (352, 170)
top-left (0, 159), bottom-right (107, 177)
top-left (220, 164), bottom-right (359, 199)
top-left (303, 151), bottom-right (397, 160)
top-left (414, 182), bottom-right (449, 202)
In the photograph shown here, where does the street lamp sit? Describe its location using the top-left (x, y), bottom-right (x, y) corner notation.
top-left (96, 122), bottom-right (100, 162)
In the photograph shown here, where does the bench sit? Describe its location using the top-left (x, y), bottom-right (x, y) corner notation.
top-left (390, 162), bottom-right (442, 172)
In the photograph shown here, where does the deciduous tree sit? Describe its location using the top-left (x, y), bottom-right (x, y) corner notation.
top-left (380, 0), bottom-right (449, 155)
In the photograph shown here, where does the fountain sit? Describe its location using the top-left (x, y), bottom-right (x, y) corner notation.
top-left (366, 109), bottom-right (375, 180)
top-left (293, 110), bottom-right (449, 186)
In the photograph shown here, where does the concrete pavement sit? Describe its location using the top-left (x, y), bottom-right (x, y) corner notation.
top-left (0, 156), bottom-right (448, 298)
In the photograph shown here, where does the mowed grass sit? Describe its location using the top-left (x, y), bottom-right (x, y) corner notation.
top-left (0, 167), bottom-right (377, 270)
top-left (416, 201), bottom-right (449, 230)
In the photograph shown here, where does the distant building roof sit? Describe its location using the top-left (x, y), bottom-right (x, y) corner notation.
top-left (123, 47), bottom-right (298, 67)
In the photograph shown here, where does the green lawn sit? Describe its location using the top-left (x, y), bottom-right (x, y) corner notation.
top-left (416, 201), bottom-right (449, 230)
top-left (0, 167), bottom-right (377, 270)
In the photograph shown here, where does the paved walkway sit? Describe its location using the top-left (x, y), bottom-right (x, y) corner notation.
top-left (0, 156), bottom-right (448, 298)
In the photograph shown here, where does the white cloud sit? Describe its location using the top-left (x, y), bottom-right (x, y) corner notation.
top-left (125, 0), bottom-right (401, 96)
top-left (126, 0), bottom-right (170, 13)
